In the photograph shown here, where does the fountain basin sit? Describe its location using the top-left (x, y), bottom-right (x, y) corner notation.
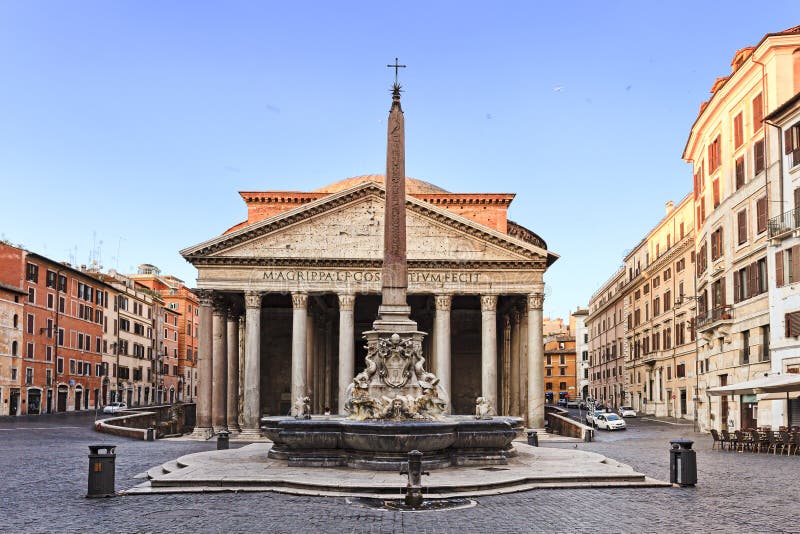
top-left (261, 415), bottom-right (523, 470)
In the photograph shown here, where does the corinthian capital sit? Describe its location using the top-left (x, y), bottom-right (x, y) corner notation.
top-left (528, 292), bottom-right (545, 311)
top-left (434, 294), bottom-right (451, 312)
top-left (291, 292), bottom-right (308, 310)
top-left (244, 291), bottom-right (263, 309)
top-left (338, 293), bottom-right (355, 311)
top-left (196, 289), bottom-right (214, 308)
top-left (480, 295), bottom-right (498, 312)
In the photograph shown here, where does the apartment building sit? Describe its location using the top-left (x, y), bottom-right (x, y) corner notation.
top-left (684, 27), bottom-right (800, 431)
top-left (572, 308), bottom-right (590, 400)
top-left (587, 267), bottom-right (626, 409)
top-left (624, 196), bottom-right (697, 420)
top-left (543, 334), bottom-right (577, 404)
top-left (0, 280), bottom-right (26, 415)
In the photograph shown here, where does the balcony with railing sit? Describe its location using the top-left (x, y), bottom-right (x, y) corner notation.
top-left (768, 208), bottom-right (800, 239)
top-left (695, 305), bottom-right (733, 332)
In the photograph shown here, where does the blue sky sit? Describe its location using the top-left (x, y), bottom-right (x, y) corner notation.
top-left (1, 2), bottom-right (798, 320)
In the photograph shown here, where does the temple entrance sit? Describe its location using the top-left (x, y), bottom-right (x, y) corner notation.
top-left (450, 297), bottom-right (481, 414)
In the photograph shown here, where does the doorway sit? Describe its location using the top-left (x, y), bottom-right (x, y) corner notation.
top-left (740, 395), bottom-right (758, 429)
top-left (27, 389), bottom-right (41, 414)
top-left (74, 388), bottom-right (82, 411)
top-left (57, 386), bottom-right (68, 412)
top-left (10, 389), bottom-right (20, 416)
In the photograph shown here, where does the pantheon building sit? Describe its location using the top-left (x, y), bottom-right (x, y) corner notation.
top-left (181, 175), bottom-right (558, 436)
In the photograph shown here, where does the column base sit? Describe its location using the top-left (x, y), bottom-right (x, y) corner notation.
top-left (227, 423), bottom-right (241, 433)
top-left (213, 425), bottom-right (228, 434)
top-left (238, 428), bottom-right (263, 440)
top-left (191, 426), bottom-right (214, 440)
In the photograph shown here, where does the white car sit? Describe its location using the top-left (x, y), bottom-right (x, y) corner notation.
top-left (102, 402), bottom-right (128, 414)
top-left (595, 413), bottom-right (627, 430)
top-left (585, 411), bottom-right (604, 425)
top-left (618, 406), bottom-right (637, 418)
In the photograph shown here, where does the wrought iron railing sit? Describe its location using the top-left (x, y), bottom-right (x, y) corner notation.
top-left (695, 305), bottom-right (733, 329)
top-left (768, 208), bottom-right (800, 238)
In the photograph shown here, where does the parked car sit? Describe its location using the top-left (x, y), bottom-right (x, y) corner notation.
top-left (618, 406), bottom-right (637, 418)
top-left (595, 402), bottom-right (607, 411)
top-left (566, 399), bottom-right (580, 408)
top-left (557, 398), bottom-right (568, 407)
top-left (585, 410), bottom-right (604, 425)
top-left (102, 402), bottom-right (128, 414)
top-left (595, 413), bottom-right (627, 431)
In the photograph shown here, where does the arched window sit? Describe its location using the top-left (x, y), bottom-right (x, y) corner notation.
top-left (13, 314), bottom-right (18, 328)
top-left (12, 341), bottom-right (18, 356)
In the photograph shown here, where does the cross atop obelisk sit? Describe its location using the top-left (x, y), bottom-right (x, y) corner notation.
top-left (375, 58), bottom-right (416, 331)
top-left (386, 57), bottom-right (406, 85)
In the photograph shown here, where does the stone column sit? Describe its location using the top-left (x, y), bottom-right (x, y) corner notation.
top-left (241, 291), bottom-right (263, 437)
top-left (193, 290), bottom-right (214, 438)
top-left (211, 299), bottom-right (228, 433)
top-left (324, 316), bottom-right (333, 412)
top-left (655, 367), bottom-right (662, 403)
top-left (520, 306), bottom-right (529, 417)
top-left (502, 315), bottom-right (512, 415)
top-left (527, 292), bottom-right (545, 428)
top-left (337, 294), bottom-right (355, 414)
top-left (480, 295), bottom-right (498, 411)
top-left (291, 293), bottom-right (308, 415)
top-left (306, 307), bottom-right (315, 406)
top-left (510, 308), bottom-right (521, 416)
top-left (226, 308), bottom-right (241, 432)
top-left (433, 294), bottom-right (452, 413)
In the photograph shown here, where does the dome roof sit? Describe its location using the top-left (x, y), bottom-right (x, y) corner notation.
top-left (314, 174), bottom-right (449, 195)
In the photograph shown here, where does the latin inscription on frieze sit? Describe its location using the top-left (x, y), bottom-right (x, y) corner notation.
top-left (261, 270), bottom-right (480, 284)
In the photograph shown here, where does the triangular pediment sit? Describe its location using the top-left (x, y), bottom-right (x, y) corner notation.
top-left (181, 182), bottom-right (555, 267)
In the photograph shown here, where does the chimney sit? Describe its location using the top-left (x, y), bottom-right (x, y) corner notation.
top-left (665, 200), bottom-right (674, 216)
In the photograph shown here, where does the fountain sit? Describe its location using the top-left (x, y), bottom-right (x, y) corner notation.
top-left (261, 64), bottom-right (522, 471)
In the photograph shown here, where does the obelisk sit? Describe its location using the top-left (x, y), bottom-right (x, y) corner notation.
top-left (374, 75), bottom-right (417, 332)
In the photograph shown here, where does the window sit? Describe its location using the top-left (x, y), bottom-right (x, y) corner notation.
top-left (737, 209), bottom-right (748, 245)
top-left (756, 196), bottom-right (767, 234)
top-left (26, 314), bottom-right (34, 334)
top-left (57, 274), bottom-right (66, 292)
top-left (559, 367), bottom-right (566, 376)
top-left (58, 296), bottom-right (65, 313)
top-left (735, 156), bottom-right (745, 190)
top-left (559, 382), bottom-right (567, 390)
top-left (69, 359), bottom-right (76, 374)
top-left (46, 346), bottom-right (52, 361)
top-left (734, 267), bottom-right (748, 302)
top-left (545, 382), bottom-right (552, 391)
top-left (47, 293), bottom-right (54, 309)
top-left (653, 297), bottom-right (660, 317)
top-left (57, 357), bottom-right (64, 374)
top-left (57, 328), bottom-right (64, 346)
top-left (25, 367), bottom-right (33, 386)
top-left (676, 258), bottom-right (685, 272)
top-left (46, 270), bottom-right (57, 288)
top-left (26, 262), bottom-right (39, 283)
top-left (786, 121), bottom-right (800, 167)
top-left (676, 363), bottom-right (686, 378)
top-left (754, 139), bottom-right (765, 174)
top-left (546, 368), bottom-right (552, 377)
top-left (27, 287), bottom-right (35, 303)
top-left (26, 342), bottom-right (34, 359)
top-left (733, 112), bottom-right (743, 148)
top-left (708, 135), bottom-right (721, 173)
top-left (711, 228), bottom-right (723, 261)
top-left (752, 93), bottom-right (763, 134)
top-left (663, 268), bottom-right (671, 281)
top-left (664, 290), bottom-right (671, 312)
top-left (742, 330), bottom-right (751, 364)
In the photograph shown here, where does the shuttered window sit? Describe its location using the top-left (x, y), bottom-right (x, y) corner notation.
top-left (712, 178), bottom-right (720, 207)
top-left (735, 157), bottom-right (745, 190)
top-left (785, 311), bottom-right (800, 337)
top-left (737, 210), bottom-right (747, 245)
top-left (756, 197), bottom-right (767, 234)
top-left (754, 140), bottom-right (765, 174)
top-left (776, 250), bottom-right (785, 287)
top-left (752, 93), bottom-right (763, 134)
top-left (734, 113), bottom-right (744, 147)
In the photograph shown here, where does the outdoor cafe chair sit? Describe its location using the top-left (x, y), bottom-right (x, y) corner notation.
top-left (710, 429), bottom-right (723, 450)
top-left (721, 429), bottom-right (737, 451)
top-left (767, 431), bottom-right (785, 455)
top-left (750, 428), bottom-right (767, 453)
top-left (779, 430), bottom-right (795, 456)
top-left (734, 430), bottom-right (751, 452)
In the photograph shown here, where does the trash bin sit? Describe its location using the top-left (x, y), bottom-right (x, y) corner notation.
top-left (669, 438), bottom-right (697, 487)
top-left (87, 445), bottom-right (116, 498)
top-left (527, 430), bottom-right (538, 447)
top-left (217, 430), bottom-right (230, 450)
top-left (145, 427), bottom-right (155, 441)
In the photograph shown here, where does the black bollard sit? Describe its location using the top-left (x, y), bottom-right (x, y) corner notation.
top-left (217, 430), bottom-right (230, 450)
top-left (527, 430), bottom-right (539, 447)
top-left (87, 445), bottom-right (116, 498)
top-left (669, 439), bottom-right (697, 487)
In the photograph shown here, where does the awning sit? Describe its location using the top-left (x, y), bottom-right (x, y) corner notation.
top-left (759, 391), bottom-right (800, 401)
top-left (706, 374), bottom-right (800, 396)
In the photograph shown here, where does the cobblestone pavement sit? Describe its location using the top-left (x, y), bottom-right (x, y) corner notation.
top-left (2, 413), bottom-right (799, 533)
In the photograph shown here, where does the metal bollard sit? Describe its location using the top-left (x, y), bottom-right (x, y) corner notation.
top-left (400, 450), bottom-right (428, 508)
top-left (217, 430), bottom-right (230, 450)
top-left (527, 430), bottom-right (539, 447)
top-left (87, 445), bottom-right (116, 498)
top-left (669, 438), bottom-right (697, 487)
